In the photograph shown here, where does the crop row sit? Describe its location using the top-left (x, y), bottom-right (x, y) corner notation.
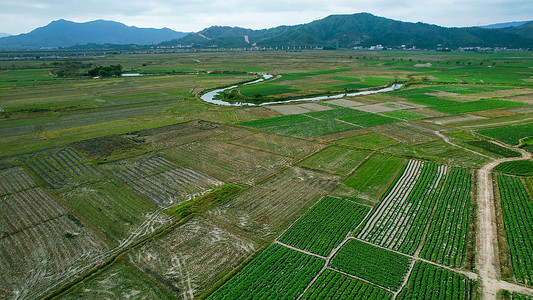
top-left (103, 154), bottom-right (181, 182)
top-left (497, 175), bottom-right (533, 285)
top-left (432, 99), bottom-right (523, 114)
top-left (329, 239), bottom-right (412, 291)
top-left (396, 261), bottom-right (477, 300)
top-left (127, 167), bottom-right (223, 207)
top-left (495, 160), bottom-right (533, 177)
top-left (358, 160), bottom-right (449, 255)
top-left (301, 269), bottom-right (392, 299)
top-left (465, 141), bottom-right (521, 158)
top-left (1, 187), bottom-right (67, 237)
top-left (278, 196), bottom-right (370, 256)
top-left (24, 147), bottom-right (104, 189)
top-left (419, 167), bottom-right (472, 267)
top-left (477, 123), bottom-right (533, 146)
top-left (207, 244), bottom-right (324, 299)
top-left (0, 167), bottom-right (38, 195)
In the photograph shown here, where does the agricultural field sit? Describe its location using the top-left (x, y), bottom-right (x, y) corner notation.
top-left (209, 166), bottom-right (339, 237)
top-left (165, 140), bottom-right (292, 186)
top-left (340, 154), bottom-right (406, 202)
top-left (357, 160), bottom-right (472, 256)
top-left (300, 269), bottom-right (393, 300)
top-left (297, 146), bottom-right (370, 175)
top-left (1, 50), bottom-right (533, 299)
top-left (207, 244), bottom-right (324, 300)
top-left (497, 175), bottom-right (533, 285)
top-left (396, 261), bottom-right (478, 300)
top-left (61, 261), bottom-right (175, 299)
top-left (278, 196), bottom-right (369, 256)
top-left (129, 216), bottom-right (258, 299)
top-left (22, 147), bottom-right (105, 189)
top-left (0, 167), bottom-right (39, 195)
top-left (329, 239), bottom-right (412, 291)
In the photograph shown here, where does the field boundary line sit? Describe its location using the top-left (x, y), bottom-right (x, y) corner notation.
top-left (274, 241), bottom-right (327, 260)
top-left (434, 130), bottom-right (491, 158)
top-left (325, 267), bottom-right (396, 294)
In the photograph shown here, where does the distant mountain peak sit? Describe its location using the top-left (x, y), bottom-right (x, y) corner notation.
top-left (0, 19), bottom-right (189, 48)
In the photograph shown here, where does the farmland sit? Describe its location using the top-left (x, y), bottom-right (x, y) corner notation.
top-left (0, 50), bottom-right (532, 299)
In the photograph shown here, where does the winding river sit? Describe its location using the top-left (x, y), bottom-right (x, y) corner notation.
top-left (200, 74), bottom-right (403, 106)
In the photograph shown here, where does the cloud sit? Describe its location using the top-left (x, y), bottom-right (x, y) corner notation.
top-left (1, 0), bottom-right (532, 35)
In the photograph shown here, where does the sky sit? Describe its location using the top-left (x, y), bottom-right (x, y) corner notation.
top-left (0, 0), bottom-right (532, 35)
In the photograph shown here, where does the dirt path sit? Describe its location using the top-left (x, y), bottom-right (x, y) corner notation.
top-left (476, 147), bottom-right (531, 299)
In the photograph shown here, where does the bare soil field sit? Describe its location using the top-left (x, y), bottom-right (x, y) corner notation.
top-left (129, 216), bottom-right (259, 299)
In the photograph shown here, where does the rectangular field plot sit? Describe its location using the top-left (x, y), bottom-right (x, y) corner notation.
top-left (0, 215), bottom-right (107, 300)
top-left (237, 114), bottom-right (359, 138)
top-left (497, 175), bottom-right (533, 285)
top-left (102, 154), bottom-right (181, 182)
top-left (61, 261), bottom-right (175, 300)
top-left (278, 196), bottom-right (369, 256)
top-left (128, 168), bottom-right (223, 207)
top-left (104, 154), bottom-right (224, 207)
top-left (301, 269), bottom-right (393, 300)
top-left (330, 239), bottom-right (411, 291)
top-left (419, 167), bottom-right (472, 267)
top-left (477, 123), bottom-right (533, 145)
top-left (0, 167), bottom-right (38, 195)
top-left (129, 120), bottom-right (252, 149)
top-left (342, 154), bottom-right (407, 202)
top-left (338, 113), bottom-right (400, 127)
top-left (165, 140), bottom-right (293, 186)
top-left (431, 99), bottom-right (524, 114)
top-left (207, 244), bottom-right (324, 300)
top-left (384, 139), bottom-right (490, 168)
top-left (357, 160), bottom-right (447, 254)
top-left (356, 161), bottom-right (474, 261)
top-left (60, 180), bottom-right (160, 244)
top-left (129, 216), bottom-right (259, 299)
top-left (209, 167), bottom-right (340, 237)
top-left (297, 146), bottom-right (370, 176)
top-left (396, 262), bottom-right (477, 300)
top-left (230, 131), bottom-right (324, 158)
top-left (23, 147), bottom-right (105, 189)
top-left (336, 132), bottom-right (399, 150)
top-left (1, 187), bottom-right (67, 237)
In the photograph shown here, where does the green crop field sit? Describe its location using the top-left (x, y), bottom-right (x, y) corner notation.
top-left (278, 196), bottom-right (369, 256)
top-left (1, 50), bottom-right (533, 299)
top-left (330, 239), bottom-right (412, 291)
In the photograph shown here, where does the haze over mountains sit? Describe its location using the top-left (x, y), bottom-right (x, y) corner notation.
top-left (1, 13), bottom-right (532, 49)
top-left (0, 19), bottom-right (189, 48)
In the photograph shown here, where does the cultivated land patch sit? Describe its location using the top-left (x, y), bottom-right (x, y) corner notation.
top-left (0, 215), bottom-right (107, 300)
top-left (0, 167), bottom-right (39, 195)
top-left (324, 98), bottom-right (365, 108)
top-left (494, 160), bottom-right (533, 176)
top-left (377, 122), bottom-right (439, 145)
top-left (1, 187), bottom-right (67, 237)
top-left (396, 261), bottom-right (478, 300)
top-left (381, 109), bottom-right (428, 120)
top-left (209, 166), bottom-right (339, 237)
top-left (336, 132), bottom-right (399, 150)
top-left (301, 269), bottom-right (393, 300)
top-left (207, 243), bottom-right (324, 300)
top-left (429, 114), bottom-right (487, 125)
top-left (497, 175), bottom-right (533, 285)
top-left (356, 102), bottom-right (418, 113)
top-left (129, 216), bottom-right (258, 299)
top-left (330, 239), bottom-right (411, 291)
top-left (165, 140), bottom-right (292, 186)
top-left (60, 180), bottom-right (160, 244)
top-left (342, 154), bottom-right (407, 202)
top-left (297, 146), bottom-right (370, 175)
top-left (104, 154), bottom-right (223, 207)
top-left (230, 131), bottom-right (324, 158)
top-left (71, 134), bottom-right (148, 163)
top-left (477, 123), bottom-right (533, 145)
top-left (23, 147), bottom-right (105, 190)
top-left (431, 99), bottom-right (524, 114)
top-left (267, 104), bottom-right (312, 115)
top-left (278, 196), bottom-right (369, 256)
top-left (62, 261), bottom-right (175, 299)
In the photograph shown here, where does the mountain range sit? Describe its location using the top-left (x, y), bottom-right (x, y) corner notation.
top-left (0, 19), bottom-right (188, 48)
top-left (1, 13), bottom-right (532, 49)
